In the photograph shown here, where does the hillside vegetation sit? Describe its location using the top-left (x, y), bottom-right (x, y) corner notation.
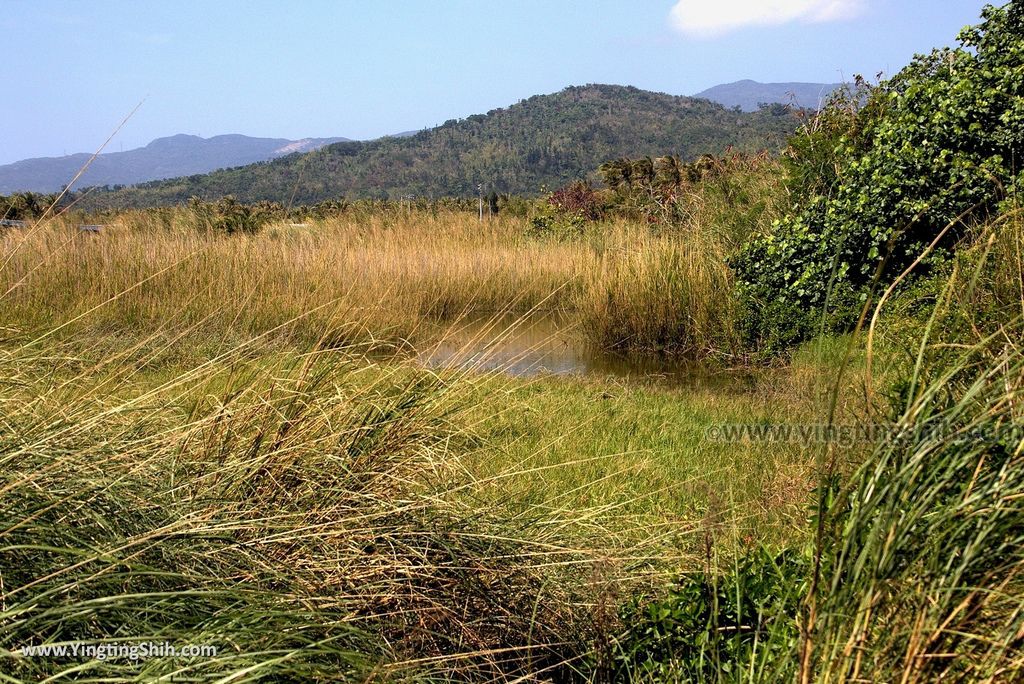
top-left (79, 85), bottom-right (800, 207)
top-left (0, 134), bottom-right (348, 194)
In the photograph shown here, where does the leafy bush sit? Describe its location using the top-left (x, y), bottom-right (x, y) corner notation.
top-left (781, 78), bottom-right (877, 206)
top-left (528, 212), bottom-right (585, 238)
top-left (733, 2), bottom-right (1024, 353)
top-left (610, 548), bottom-right (808, 682)
top-left (528, 181), bottom-right (605, 237)
top-left (548, 180), bottom-right (606, 221)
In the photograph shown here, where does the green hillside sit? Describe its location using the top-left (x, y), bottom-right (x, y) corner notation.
top-left (82, 84), bottom-right (801, 207)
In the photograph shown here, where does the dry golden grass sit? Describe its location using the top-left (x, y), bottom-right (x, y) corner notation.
top-left (576, 233), bottom-right (740, 358)
top-left (1, 212), bottom-right (571, 345)
top-left (1, 210), bottom-right (739, 359)
top-left (1, 208), bottom-right (726, 680)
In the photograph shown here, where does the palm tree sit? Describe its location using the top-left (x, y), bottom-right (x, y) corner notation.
top-left (654, 156), bottom-right (683, 190)
top-left (598, 159), bottom-right (630, 191)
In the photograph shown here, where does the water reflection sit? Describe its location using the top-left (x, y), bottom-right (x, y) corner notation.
top-left (410, 313), bottom-right (744, 388)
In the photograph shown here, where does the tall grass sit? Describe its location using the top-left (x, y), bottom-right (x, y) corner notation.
top-left (1, 210), bottom-right (740, 360)
top-left (0, 330), bottom-right (650, 680)
top-left (576, 232), bottom-right (740, 358)
top-left (1, 212), bottom-right (584, 346)
top-left (2, 206), bottom-right (704, 680)
top-left (607, 215), bottom-right (1024, 682)
top-left (802, 214), bottom-right (1024, 683)
top-left (807, 332), bottom-right (1023, 682)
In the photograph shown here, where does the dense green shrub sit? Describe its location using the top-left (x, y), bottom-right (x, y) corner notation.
top-left (780, 78), bottom-right (878, 206)
top-left (610, 548), bottom-right (808, 682)
top-left (733, 2), bottom-right (1024, 353)
top-left (528, 181), bottom-right (603, 237)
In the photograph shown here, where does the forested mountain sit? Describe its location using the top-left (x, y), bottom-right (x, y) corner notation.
top-left (695, 80), bottom-right (841, 112)
top-left (82, 85), bottom-right (802, 207)
top-left (0, 134), bottom-right (348, 194)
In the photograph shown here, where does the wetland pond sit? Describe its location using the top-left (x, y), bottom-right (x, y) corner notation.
top-left (401, 312), bottom-right (751, 390)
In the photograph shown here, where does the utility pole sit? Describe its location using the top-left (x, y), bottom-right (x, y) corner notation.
top-left (478, 183), bottom-right (483, 223)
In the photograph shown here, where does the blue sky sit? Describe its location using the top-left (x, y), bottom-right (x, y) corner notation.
top-left (0, 1), bottom-right (994, 164)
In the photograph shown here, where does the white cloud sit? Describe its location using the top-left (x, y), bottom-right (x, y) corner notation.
top-left (669, 0), bottom-right (865, 38)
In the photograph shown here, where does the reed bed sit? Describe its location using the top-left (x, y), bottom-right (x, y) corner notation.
top-left (4, 203), bottom-right (1017, 681)
top-left (576, 234), bottom-right (740, 359)
top-left (0, 327), bottom-right (680, 681)
top-left (0, 211), bottom-right (738, 359)
top-left (0, 211), bottom-right (700, 680)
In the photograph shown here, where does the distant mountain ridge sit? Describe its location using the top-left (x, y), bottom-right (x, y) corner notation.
top-left (82, 84), bottom-right (802, 208)
top-left (2, 80), bottom-right (830, 198)
top-left (695, 80), bottom-right (842, 112)
top-left (0, 134), bottom-right (350, 194)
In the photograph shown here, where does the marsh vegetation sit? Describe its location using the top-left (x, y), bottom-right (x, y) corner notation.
top-left (2, 3), bottom-right (1023, 682)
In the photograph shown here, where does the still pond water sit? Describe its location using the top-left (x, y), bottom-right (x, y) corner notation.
top-left (406, 313), bottom-right (748, 389)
